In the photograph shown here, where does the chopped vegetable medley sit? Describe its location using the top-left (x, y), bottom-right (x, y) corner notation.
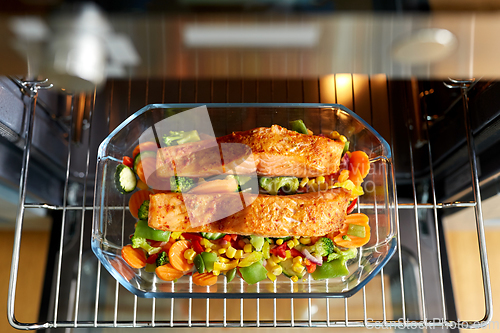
top-left (116, 120), bottom-right (372, 286)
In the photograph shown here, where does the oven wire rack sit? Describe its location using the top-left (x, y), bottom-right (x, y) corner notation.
top-left (7, 76), bottom-right (492, 330)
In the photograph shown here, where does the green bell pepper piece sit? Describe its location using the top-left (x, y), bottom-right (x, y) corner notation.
top-left (250, 235), bottom-right (265, 251)
top-left (134, 220), bottom-right (171, 242)
top-left (200, 252), bottom-right (217, 273)
top-left (226, 267), bottom-right (237, 283)
top-left (289, 119), bottom-right (309, 134)
top-left (239, 261), bottom-right (267, 284)
top-left (193, 254), bottom-right (206, 274)
top-left (311, 259), bottom-right (349, 280)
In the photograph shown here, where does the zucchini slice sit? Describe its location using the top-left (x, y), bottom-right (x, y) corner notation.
top-left (200, 232), bottom-right (226, 240)
top-left (115, 164), bottom-right (137, 194)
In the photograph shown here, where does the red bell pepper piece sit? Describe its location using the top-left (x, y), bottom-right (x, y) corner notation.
top-left (192, 239), bottom-right (204, 254)
top-left (181, 233), bottom-right (204, 253)
top-left (146, 253), bottom-right (158, 264)
top-left (123, 156), bottom-right (134, 168)
top-left (182, 233), bottom-right (203, 241)
top-left (222, 235), bottom-right (232, 242)
top-left (270, 243), bottom-right (288, 258)
top-left (290, 248), bottom-right (304, 258)
top-left (346, 198), bottom-right (358, 214)
top-left (306, 263), bottom-right (317, 273)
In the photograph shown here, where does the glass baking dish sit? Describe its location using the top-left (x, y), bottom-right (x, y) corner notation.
top-left (92, 103), bottom-right (397, 299)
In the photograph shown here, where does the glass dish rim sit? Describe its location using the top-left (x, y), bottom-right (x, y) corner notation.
top-left (98, 103), bottom-right (391, 160)
top-left (92, 102), bottom-right (396, 299)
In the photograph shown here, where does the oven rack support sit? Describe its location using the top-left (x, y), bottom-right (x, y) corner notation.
top-left (7, 77), bottom-right (492, 330)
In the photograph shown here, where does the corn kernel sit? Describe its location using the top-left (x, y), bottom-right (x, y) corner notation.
top-left (180, 235), bottom-right (185, 240)
top-left (286, 240), bottom-right (295, 249)
top-left (272, 266), bottom-right (282, 276)
top-left (347, 152), bottom-right (352, 158)
top-left (187, 259), bottom-right (193, 264)
top-left (267, 259), bottom-right (277, 268)
top-left (267, 272), bottom-right (277, 281)
top-left (201, 238), bottom-right (214, 248)
top-left (218, 248), bottom-right (226, 254)
top-left (205, 248), bottom-right (212, 252)
top-left (299, 237), bottom-right (311, 245)
top-left (339, 170), bottom-right (350, 183)
top-left (243, 244), bottom-right (253, 253)
top-left (307, 178), bottom-right (316, 185)
top-left (339, 135), bottom-right (347, 143)
top-left (292, 263), bottom-right (305, 274)
top-left (293, 256), bottom-right (303, 265)
top-left (222, 241), bottom-right (231, 248)
top-left (276, 239), bottom-right (284, 245)
top-left (184, 249), bottom-right (196, 261)
top-left (285, 250), bottom-right (292, 259)
top-left (307, 129), bottom-right (313, 135)
top-left (299, 177), bottom-right (309, 188)
top-left (291, 275), bottom-right (299, 283)
top-left (226, 246), bottom-right (237, 259)
top-left (212, 270), bottom-right (220, 276)
top-left (330, 131), bottom-right (340, 139)
top-left (235, 250), bottom-right (243, 259)
top-left (271, 255), bottom-right (283, 264)
top-left (219, 257), bottom-right (229, 263)
top-left (293, 238), bottom-right (300, 247)
top-left (316, 176), bottom-right (325, 184)
top-left (171, 232), bottom-right (183, 239)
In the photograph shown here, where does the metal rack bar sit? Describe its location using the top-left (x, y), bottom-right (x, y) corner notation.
top-left (7, 76), bottom-right (493, 330)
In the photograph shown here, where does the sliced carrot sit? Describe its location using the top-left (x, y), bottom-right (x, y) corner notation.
top-left (188, 178), bottom-right (238, 194)
top-left (128, 189), bottom-right (152, 218)
top-left (133, 141), bottom-right (158, 159)
top-left (168, 240), bottom-right (194, 272)
top-left (349, 151), bottom-right (370, 186)
top-left (121, 245), bottom-right (147, 269)
top-left (155, 263), bottom-right (184, 281)
top-left (192, 272), bottom-right (218, 286)
top-left (162, 238), bottom-right (176, 252)
top-left (334, 213), bottom-right (371, 248)
top-left (136, 157), bottom-right (156, 184)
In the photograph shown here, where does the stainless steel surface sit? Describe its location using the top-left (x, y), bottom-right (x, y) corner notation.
top-left (6, 76), bottom-right (493, 329)
top-left (4, 12), bottom-right (500, 80)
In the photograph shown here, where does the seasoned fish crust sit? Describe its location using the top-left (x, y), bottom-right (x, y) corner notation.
top-left (156, 125), bottom-right (344, 178)
top-left (148, 189), bottom-right (351, 237)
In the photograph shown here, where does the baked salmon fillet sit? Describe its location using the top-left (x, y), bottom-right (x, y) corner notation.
top-left (148, 189), bottom-right (351, 237)
top-left (156, 125), bottom-right (344, 178)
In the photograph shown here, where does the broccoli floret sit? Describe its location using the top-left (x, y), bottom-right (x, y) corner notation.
top-left (259, 176), bottom-right (299, 195)
top-left (163, 130), bottom-right (201, 146)
top-left (138, 200), bottom-right (149, 220)
top-left (170, 176), bottom-right (196, 193)
top-left (156, 251), bottom-right (169, 267)
top-left (131, 235), bottom-right (161, 255)
top-left (309, 237), bottom-right (335, 257)
top-left (327, 247), bottom-right (357, 262)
